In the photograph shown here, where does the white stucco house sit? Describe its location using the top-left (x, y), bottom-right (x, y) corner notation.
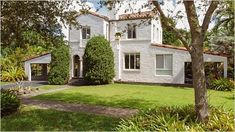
top-left (24, 4), bottom-right (227, 84)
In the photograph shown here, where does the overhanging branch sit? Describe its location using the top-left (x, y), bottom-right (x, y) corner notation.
top-left (201, 1), bottom-right (219, 34)
top-left (151, 0), bottom-right (191, 51)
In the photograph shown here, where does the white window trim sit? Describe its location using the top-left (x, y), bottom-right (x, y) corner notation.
top-left (82, 26), bottom-right (91, 40)
top-left (155, 54), bottom-right (173, 76)
top-left (123, 53), bottom-right (140, 71)
top-left (126, 25), bottom-right (137, 39)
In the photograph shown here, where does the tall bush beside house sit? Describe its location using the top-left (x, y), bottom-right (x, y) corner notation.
top-left (83, 36), bottom-right (115, 84)
top-left (48, 43), bottom-right (70, 85)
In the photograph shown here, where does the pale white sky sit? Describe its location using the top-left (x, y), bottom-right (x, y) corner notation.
top-left (62, 0), bottom-right (215, 40)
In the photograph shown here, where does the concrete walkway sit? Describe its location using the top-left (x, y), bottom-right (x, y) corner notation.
top-left (21, 85), bottom-right (138, 118)
top-left (1, 81), bottom-right (48, 89)
top-left (22, 98), bottom-right (138, 118)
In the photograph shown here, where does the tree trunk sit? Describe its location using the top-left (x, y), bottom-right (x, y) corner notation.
top-left (190, 38), bottom-right (209, 123)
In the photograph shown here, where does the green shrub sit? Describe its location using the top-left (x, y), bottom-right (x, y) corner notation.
top-left (48, 43), bottom-right (70, 85)
top-left (1, 89), bottom-right (21, 116)
top-left (116, 105), bottom-right (234, 131)
top-left (83, 36), bottom-right (115, 84)
top-left (1, 66), bottom-right (25, 82)
top-left (208, 78), bottom-right (234, 91)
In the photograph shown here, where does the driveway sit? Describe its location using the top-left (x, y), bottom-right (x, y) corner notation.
top-left (1, 81), bottom-right (48, 89)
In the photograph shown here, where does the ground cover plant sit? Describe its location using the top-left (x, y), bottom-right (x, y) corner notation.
top-left (33, 84), bottom-right (234, 110)
top-left (1, 89), bottom-right (21, 116)
top-left (116, 105), bottom-right (234, 131)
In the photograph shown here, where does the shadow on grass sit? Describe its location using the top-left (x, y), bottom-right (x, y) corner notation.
top-left (1, 107), bottom-right (121, 131)
top-left (33, 92), bottom-right (158, 110)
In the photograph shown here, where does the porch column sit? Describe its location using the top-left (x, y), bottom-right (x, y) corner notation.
top-left (223, 60), bottom-right (227, 78)
top-left (79, 59), bottom-right (83, 78)
top-left (28, 64), bottom-right (31, 81)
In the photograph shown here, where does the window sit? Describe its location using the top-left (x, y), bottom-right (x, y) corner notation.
top-left (82, 26), bottom-right (90, 39)
top-left (124, 53), bottom-right (140, 70)
top-left (153, 24), bottom-right (155, 41)
top-left (127, 24), bottom-right (136, 39)
top-left (106, 24), bottom-right (109, 39)
top-left (156, 54), bottom-right (173, 75)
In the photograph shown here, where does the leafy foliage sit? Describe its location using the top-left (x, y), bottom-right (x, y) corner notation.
top-left (83, 36), bottom-right (115, 85)
top-left (1, 66), bottom-right (25, 82)
top-left (48, 43), bottom-right (70, 85)
top-left (116, 105), bottom-right (234, 131)
top-left (1, 89), bottom-right (21, 117)
top-left (1, 1), bottom-right (79, 48)
top-left (208, 78), bottom-right (234, 91)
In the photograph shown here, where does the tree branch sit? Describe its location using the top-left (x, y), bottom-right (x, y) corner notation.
top-left (183, 0), bottom-right (200, 40)
top-left (201, 1), bottom-right (219, 34)
top-left (151, 0), bottom-right (191, 51)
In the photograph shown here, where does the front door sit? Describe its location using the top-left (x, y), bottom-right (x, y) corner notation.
top-left (73, 55), bottom-right (80, 78)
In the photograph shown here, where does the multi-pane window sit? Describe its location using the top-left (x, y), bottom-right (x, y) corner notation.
top-left (156, 54), bottom-right (173, 75)
top-left (82, 26), bottom-right (90, 39)
top-left (124, 53), bottom-right (140, 70)
top-left (127, 24), bottom-right (136, 39)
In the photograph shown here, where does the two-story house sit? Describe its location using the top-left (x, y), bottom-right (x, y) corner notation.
top-left (24, 4), bottom-right (227, 84)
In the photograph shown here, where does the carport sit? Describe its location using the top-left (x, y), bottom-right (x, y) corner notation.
top-left (24, 53), bottom-right (51, 81)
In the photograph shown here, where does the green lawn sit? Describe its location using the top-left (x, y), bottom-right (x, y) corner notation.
top-left (38, 85), bottom-right (62, 90)
top-left (1, 105), bottom-right (121, 131)
top-left (33, 83), bottom-right (234, 110)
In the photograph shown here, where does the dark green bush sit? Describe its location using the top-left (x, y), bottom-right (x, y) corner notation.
top-left (48, 43), bottom-right (70, 85)
top-left (83, 36), bottom-right (115, 84)
top-left (208, 78), bottom-right (234, 91)
top-left (116, 105), bottom-right (234, 131)
top-left (1, 89), bottom-right (21, 116)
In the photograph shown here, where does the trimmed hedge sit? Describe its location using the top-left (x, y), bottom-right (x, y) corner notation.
top-left (1, 89), bottom-right (21, 116)
top-left (48, 43), bottom-right (70, 85)
top-left (83, 36), bottom-right (115, 84)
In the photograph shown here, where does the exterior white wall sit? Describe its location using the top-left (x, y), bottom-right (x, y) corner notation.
top-left (68, 13), bottom-right (227, 84)
top-left (151, 16), bottom-right (162, 44)
top-left (111, 41), bottom-right (227, 84)
top-left (110, 19), bottom-right (152, 41)
top-left (24, 54), bottom-right (51, 81)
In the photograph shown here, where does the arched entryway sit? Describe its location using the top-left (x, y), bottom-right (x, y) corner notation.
top-left (73, 55), bottom-right (83, 78)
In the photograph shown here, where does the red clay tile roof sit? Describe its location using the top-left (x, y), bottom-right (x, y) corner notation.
top-left (151, 44), bottom-right (227, 57)
top-left (78, 11), bottom-right (156, 21)
top-left (118, 11), bottom-right (155, 20)
top-left (23, 52), bottom-right (51, 62)
top-left (78, 11), bottom-right (109, 21)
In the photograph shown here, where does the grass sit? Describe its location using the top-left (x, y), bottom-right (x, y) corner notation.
top-left (33, 83), bottom-right (234, 110)
top-left (38, 85), bottom-right (62, 90)
top-left (0, 81), bottom-right (12, 86)
top-left (1, 105), bottom-right (121, 131)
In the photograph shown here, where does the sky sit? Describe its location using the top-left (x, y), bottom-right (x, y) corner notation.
top-left (62, 0), bottom-right (215, 40)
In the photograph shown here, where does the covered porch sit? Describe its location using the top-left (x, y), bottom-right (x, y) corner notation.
top-left (24, 53), bottom-right (51, 81)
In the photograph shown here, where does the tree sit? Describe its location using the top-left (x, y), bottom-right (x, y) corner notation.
top-left (1, 1), bottom-right (79, 48)
top-left (151, 0), bottom-right (219, 122)
top-left (83, 36), bottom-right (115, 84)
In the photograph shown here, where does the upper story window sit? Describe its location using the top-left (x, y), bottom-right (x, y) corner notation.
top-left (124, 53), bottom-right (140, 70)
top-left (82, 26), bottom-right (90, 39)
top-left (156, 54), bottom-right (173, 75)
top-left (127, 24), bottom-right (136, 39)
top-left (106, 23), bottom-right (109, 39)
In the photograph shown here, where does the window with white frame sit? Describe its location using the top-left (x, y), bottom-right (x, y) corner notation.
top-left (156, 54), bottom-right (173, 75)
top-left (124, 53), bottom-right (140, 70)
top-left (82, 26), bottom-right (90, 39)
top-left (127, 24), bottom-right (136, 39)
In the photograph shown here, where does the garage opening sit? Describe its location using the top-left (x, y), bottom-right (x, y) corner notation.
top-left (184, 62), bottom-right (224, 84)
top-left (31, 63), bottom-right (50, 81)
